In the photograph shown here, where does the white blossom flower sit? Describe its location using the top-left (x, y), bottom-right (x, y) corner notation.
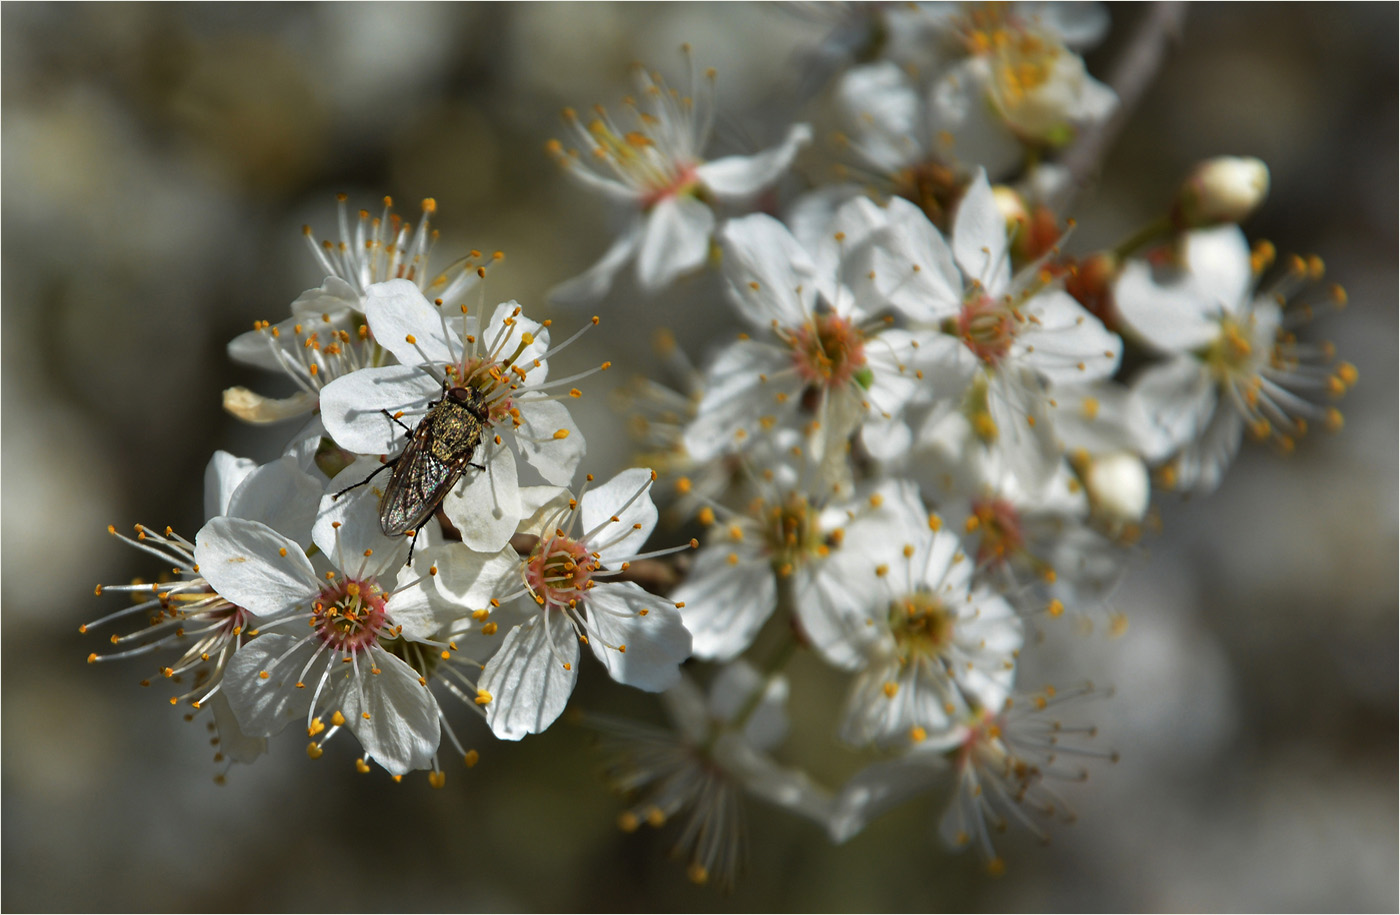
top-left (862, 170), bottom-right (1122, 488)
top-left (85, 449), bottom-right (323, 716)
top-left (591, 661), bottom-right (832, 889)
top-left (320, 287), bottom-right (594, 552)
top-left (919, 411), bottom-right (1129, 623)
top-left (1115, 226), bottom-right (1354, 493)
top-left (673, 474), bottom-right (919, 665)
top-left (928, 3), bottom-right (1116, 156)
top-left (224, 195), bottom-right (492, 424)
top-left (466, 468), bottom-right (693, 741)
top-left (833, 516), bottom-right (1023, 750)
top-left (831, 683), bottom-right (1116, 874)
top-left (683, 207), bottom-right (934, 476)
top-left (548, 50), bottom-right (811, 305)
top-left (195, 477), bottom-right (448, 775)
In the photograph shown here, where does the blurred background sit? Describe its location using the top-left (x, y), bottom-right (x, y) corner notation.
top-left (3, 3), bottom-right (1395, 910)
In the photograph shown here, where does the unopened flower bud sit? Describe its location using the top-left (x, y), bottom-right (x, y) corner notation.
top-left (992, 185), bottom-right (1030, 232)
top-left (1083, 450), bottom-right (1150, 525)
top-left (1175, 156), bottom-right (1270, 227)
top-left (1064, 251), bottom-right (1121, 328)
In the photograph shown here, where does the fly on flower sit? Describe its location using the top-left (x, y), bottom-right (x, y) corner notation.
top-left (339, 380), bottom-right (491, 545)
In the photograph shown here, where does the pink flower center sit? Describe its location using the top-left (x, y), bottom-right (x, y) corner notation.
top-left (313, 577), bottom-right (388, 653)
top-left (526, 537), bottom-right (597, 610)
top-left (789, 313), bottom-right (867, 388)
top-left (957, 296), bottom-right (1017, 366)
top-left (640, 163), bottom-right (700, 209)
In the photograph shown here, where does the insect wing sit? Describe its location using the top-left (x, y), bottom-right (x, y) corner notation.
top-left (378, 426), bottom-right (463, 537)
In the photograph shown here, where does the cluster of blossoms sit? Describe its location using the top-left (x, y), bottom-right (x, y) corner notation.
top-left (91, 3), bottom-right (1355, 889)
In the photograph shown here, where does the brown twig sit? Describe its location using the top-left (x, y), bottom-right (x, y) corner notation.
top-left (1062, 2), bottom-right (1190, 208)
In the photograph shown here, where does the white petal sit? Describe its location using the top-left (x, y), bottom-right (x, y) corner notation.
top-left (1170, 397), bottom-right (1244, 494)
top-left (792, 560), bottom-right (881, 671)
top-left (714, 732), bottom-right (833, 826)
top-left (194, 517), bottom-right (317, 620)
top-left (584, 582), bottom-right (691, 691)
top-left (953, 168), bottom-right (1012, 294)
top-left (708, 661), bottom-right (789, 751)
top-left (672, 546), bottom-right (776, 662)
top-left (785, 185), bottom-right (867, 255)
top-left (311, 459), bottom-right (411, 577)
top-left (1015, 289), bottom-right (1122, 385)
top-left (337, 649), bottom-right (440, 774)
top-left (929, 62), bottom-right (1024, 180)
top-left (221, 387), bottom-right (320, 425)
top-left (1132, 356), bottom-right (1217, 461)
top-left (319, 365), bottom-right (438, 456)
top-left (548, 221), bottom-right (643, 308)
top-left (829, 753), bottom-right (940, 842)
top-left (441, 439), bottom-right (521, 553)
top-left (697, 122), bottom-right (813, 202)
top-left (480, 615), bottom-right (578, 740)
top-left (863, 197), bottom-right (963, 322)
top-left (659, 674), bottom-right (710, 743)
top-left (481, 300), bottom-right (552, 368)
top-left (514, 485), bottom-right (575, 540)
top-left (225, 455), bottom-right (325, 549)
top-left (427, 543), bottom-right (520, 614)
top-left (1115, 260), bottom-right (1224, 353)
top-left (838, 661), bottom-right (950, 749)
top-left (208, 691), bottom-right (267, 764)
top-left (683, 340), bottom-right (801, 462)
top-left (290, 276), bottom-right (361, 317)
top-left (511, 397), bottom-right (585, 486)
top-left (226, 327), bottom-right (287, 373)
top-left (985, 368), bottom-right (1060, 491)
top-left (1183, 225), bottom-right (1254, 316)
top-left (363, 279), bottom-right (457, 366)
top-left (831, 62), bottom-right (920, 173)
top-left (221, 634), bottom-right (316, 737)
top-left (581, 467), bottom-right (658, 566)
top-left (636, 195), bottom-right (715, 293)
top-left (718, 214), bottom-right (818, 329)
top-left (204, 451), bottom-right (257, 519)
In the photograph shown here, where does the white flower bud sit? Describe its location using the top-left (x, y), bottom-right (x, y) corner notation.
top-left (1084, 450), bottom-right (1150, 525)
top-left (1177, 156), bottom-right (1270, 226)
top-left (992, 184), bottom-right (1030, 231)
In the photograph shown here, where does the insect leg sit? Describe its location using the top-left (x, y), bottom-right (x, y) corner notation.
top-left (382, 409), bottom-right (415, 437)
top-left (332, 458), bottom-right (396, 499)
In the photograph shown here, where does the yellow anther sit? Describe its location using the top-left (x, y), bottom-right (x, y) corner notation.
top-left (355, 758), bottom-right (371, 774)
top-left (1047, 599), bottom-right (1064, 617)
top-left (331, 710), bottom-right (346, 727)
top-left (883, 681), bottom-right (899, 699)
top-left (307, 742), bottom-right (324, 760)
top-left (428, 771), bottom-right (447, 789)
top-left (618, 811), bottom-right (640, 833)
top-left (464, 749), bottom-right (480, 768)
top-left (475, 689), bottom-right (493, 705)
top-left (910, 725), bottom-right (927, 743)
top-left (308, 717), bottom-right (326, 736)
